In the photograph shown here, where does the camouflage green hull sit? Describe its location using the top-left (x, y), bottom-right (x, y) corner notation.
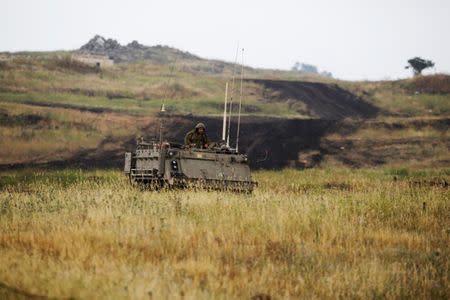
top-left (124, 142), bottom-right (256, 192)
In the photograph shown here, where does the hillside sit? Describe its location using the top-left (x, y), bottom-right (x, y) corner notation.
top-left (0, 39), bottom-right (449, 169)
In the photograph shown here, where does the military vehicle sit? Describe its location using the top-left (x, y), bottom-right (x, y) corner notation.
top-left (124, 73), bottom-right (257, 192)
top-left (124, 140), bottom-right (256, 192)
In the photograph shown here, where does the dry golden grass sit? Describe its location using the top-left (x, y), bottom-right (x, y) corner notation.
top-left (0, 102), bottom-right (151, 164)
top-left (0, 168), bottom-right (448, 299)
top-left (326, 126), bottom-right (449, 141)
top-left (342, 76), bottom-right (450, 117)
top-left (405, 74), bottom-right (450, 94)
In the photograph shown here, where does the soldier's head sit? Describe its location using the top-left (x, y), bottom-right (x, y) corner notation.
top-left (195, 122), bottom-right (206, 134)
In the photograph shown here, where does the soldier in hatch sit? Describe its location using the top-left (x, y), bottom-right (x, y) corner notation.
top-left (184, 122), bottom-right (210, 149)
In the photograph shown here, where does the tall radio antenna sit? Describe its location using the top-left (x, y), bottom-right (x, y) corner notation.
top-left (160, 57), bottom-right (178, 113)
top-left (235, 48), bottom-right (244, 152)
top-left (222, 82), bottom-right (229, 141)
top-left (226, 42), bottom-right (240, 147)
top-left (159, 57), bottom-right (178, 146)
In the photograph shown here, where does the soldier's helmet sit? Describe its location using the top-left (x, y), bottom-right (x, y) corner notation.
top-left (195, 122), bottom-right (206, 130)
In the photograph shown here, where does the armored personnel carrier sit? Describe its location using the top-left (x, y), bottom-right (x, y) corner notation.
top-left (124, 141), bottom-right (256, 192)
top-left (125, 52), bottom-right (256, 192)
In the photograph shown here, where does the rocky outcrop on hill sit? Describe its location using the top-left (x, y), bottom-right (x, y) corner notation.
top-left (78, 35), bottom-right (200, 64)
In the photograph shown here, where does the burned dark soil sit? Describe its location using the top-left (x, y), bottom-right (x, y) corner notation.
top-left (248, 79), bottom-right (379, 119)
top-left (3, 115), bottom-right (448, 170)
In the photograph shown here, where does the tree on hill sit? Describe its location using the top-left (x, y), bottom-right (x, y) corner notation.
top-left (405, 57), bottom-right (434, 76)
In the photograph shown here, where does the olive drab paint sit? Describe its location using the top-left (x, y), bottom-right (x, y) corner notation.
top-left (124, 140), bottom-right (256, 192)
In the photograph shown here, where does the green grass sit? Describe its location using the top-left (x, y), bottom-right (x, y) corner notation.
top-left (2, 56), bottom-right (449, 117)
top-left (0, 90), bottom-right (299, 118)
top-left (0, 92), bottom-right (159, 115)
top-left (374, 91), bottom-right (450, 116)
top-left (0, 169), bottom-right (118, 190)
top-left (343, 80), bottom-right (450, 116)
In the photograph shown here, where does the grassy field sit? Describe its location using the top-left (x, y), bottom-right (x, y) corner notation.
top-left (0, 54), bottom-right (448, 298)
top-left (0, 168), bottom-right (448, 299)
top-left (2, 55), bottom-right (449, 118)
top-left (0, 56), bottom-right (299, 118)
top-left (341, 77), bottom-right (450, 117)
top-left (1, 55), bottom-right (449, 167)
top-left (0, 101), bottom-right (149, 164)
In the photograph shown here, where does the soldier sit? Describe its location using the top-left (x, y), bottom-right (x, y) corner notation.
top-left (184, 122), bottom-right (210, 149)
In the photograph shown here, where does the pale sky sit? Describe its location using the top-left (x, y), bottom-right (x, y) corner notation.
top-left (2, 0), bottom-right (450, 80)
